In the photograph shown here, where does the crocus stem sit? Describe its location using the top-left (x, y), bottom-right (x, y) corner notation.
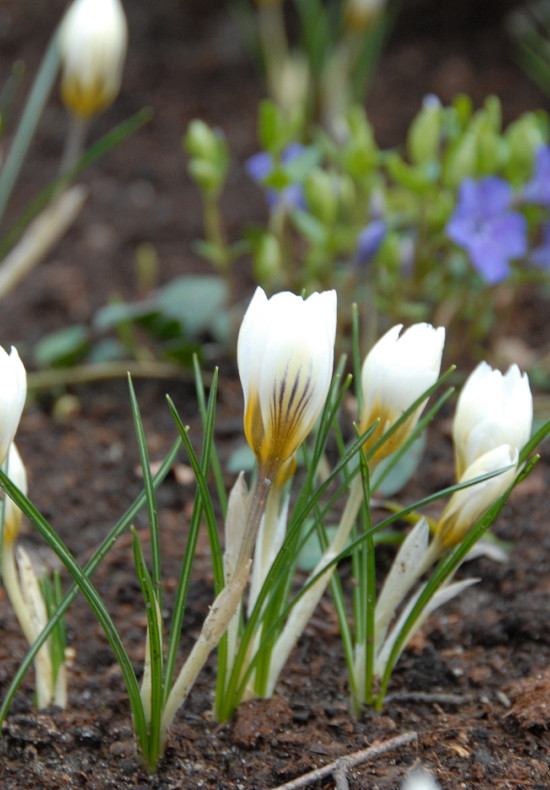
top-left (60, 114), bottom-right (89, 174)
top-left (160, 559), bottom-right (251, 747)
top-left (203, 193), bottom-right (233, 305)
top-left (234, 471), bottom-right (274, 578)
top-left (248, 480), bottom-right (285, 615)
top-left (2, 541), bottom-right (54, 709)
top-left (264, 474), bottom-right (365, 696)
top-left (2, 540), bottom-right (34, 644)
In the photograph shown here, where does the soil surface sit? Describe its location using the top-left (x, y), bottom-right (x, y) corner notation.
top-left (1, 2), bottom-right (550, 788)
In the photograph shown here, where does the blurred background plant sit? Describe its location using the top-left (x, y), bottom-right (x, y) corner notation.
top-left (237, 0), bottom-right (399, 140)
top-left (507, 0), bottom-right (550, 97)
top-left (186, 93), bottom-right (550, 361)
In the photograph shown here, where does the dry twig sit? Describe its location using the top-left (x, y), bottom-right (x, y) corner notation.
top-left (269, 731), bottom-right (418, 790)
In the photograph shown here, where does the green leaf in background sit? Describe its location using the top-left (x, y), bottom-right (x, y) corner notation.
top-left (290, 208), bottom-right (327, 245)
top-left (156, 275), bottom-right (228, 338)
top-left (34, 324), bottom-right (90, 368)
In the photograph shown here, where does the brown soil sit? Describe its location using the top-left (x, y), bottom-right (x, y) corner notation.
top-left (1, 2), bottom-right (550, 788)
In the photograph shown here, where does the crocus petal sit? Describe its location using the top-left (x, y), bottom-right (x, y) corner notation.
top-left (359, 323), bottom-right (445, 462)
top-left (436, 444), bottom-right (518, 548)
top-left (2, 443), bottom-right (27, 544)
top-left (0, 347), bottom-right (27, 466)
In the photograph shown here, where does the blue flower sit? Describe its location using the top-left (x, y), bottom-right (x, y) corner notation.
top-left (531, 222), bottom-right (550, 269)
top-left (522, 145), bottom-right (550, 207)
top-left (446, 176), bottom-right (527, 285)
top-left (245, 143), bottom-right (307, 211)
top-left (355, 220), bottom-right (386, 267)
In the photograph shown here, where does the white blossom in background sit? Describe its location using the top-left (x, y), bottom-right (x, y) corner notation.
top-left (0, 346), bottom-right (27, 466)
top-left (60, 0), bottom-right (128, 118)
top-left (237, 286), bottom-right (337, 479)
top-left (452, 361), bottom-right (532, 478)
top-left (345, 0), bottom-right (386, 29)
top-left (359, 323), bottom-right (445, 464)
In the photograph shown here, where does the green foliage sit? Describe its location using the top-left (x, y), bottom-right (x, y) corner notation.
top-left (188, 96), bottom-right (550, 357)
top-left (33, 276), bottom-right (231, 370)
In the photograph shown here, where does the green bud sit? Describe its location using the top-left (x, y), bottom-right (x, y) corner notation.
top-left (337, 173), bottom-right (357, 217)
top-left (386, 152), bottom-right (431, 193)
top-left (254, 233), bottom-right (283, 286)
top-left (184, 119), bottom-right (222, 162)
top-left (476, 123), bottom-right (505, 174)
top-left (187, 159), bottom-right (223, 195)
top-left (407, 96), bottom-right (443, 165)
top-left (482, 95), bottom-right (502, 134)
top-left (342, 105), bottom-right (378, 176)
top-left (505, 113), bottom-right (546, 183)
top-left (304, 169), bottom-right (337, 225)
top-left (442, 131), bottom-right (477, 189)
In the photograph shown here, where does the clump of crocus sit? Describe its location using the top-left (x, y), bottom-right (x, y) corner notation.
top-left (359, 323), bottom-right (445, 465)
top-left (59, 0), bottom-right (128, 119)
top-left (0, 349), bottom-right (66, 710)
top-left (371, 361), bottom-right (533, 702)
top-left (257, 321), bottom-right (445, 699)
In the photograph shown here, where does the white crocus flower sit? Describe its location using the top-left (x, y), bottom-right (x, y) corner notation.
top-left (2, 443), bottom-right (27, 544)
top-left (359, 323), bottom-right (445, 464)
top-left (0, 346), bottom-right (27, 466)
top-left (238, 287), bottom-right (337, 479)
top-left (453, 361), bottom-right (532, 479)
top-left (436, 444), bottom-right (518, 548)
top-left (60, 0), bottom-right (128, 118)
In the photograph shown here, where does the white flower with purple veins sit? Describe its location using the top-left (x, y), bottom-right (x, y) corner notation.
top-left (0, 346), bottom-right (27, 466)
top-left (522, 145), bottom-right (550, 207)
top-left (238, 287), bottom-right (337, 477)
top-left (446, 176), bottom-right (527, 285)
top-left (245, 144), bottom-right (307, 211)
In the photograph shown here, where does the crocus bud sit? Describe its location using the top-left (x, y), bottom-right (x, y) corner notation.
top-left (0, 346), bottom-right (27, 466)
top-left (453, 362), bottom-right (532, 480)
top-left (237, 287), bottom-right (337, 479)
top-left (407, 94), bottom-right (443, 166)
top-left (359, 323), bottom-right (445, 464)
top-left (2, 443), bottom-right (27, 544)
top-left (344, 0), bottom-right (386, 30)
top-left (304, 169), bottom-right (337, 225)
top-left (60, 0), bottom-right (128, 118)
top-left (436, 444), bottom-right (517, 548)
